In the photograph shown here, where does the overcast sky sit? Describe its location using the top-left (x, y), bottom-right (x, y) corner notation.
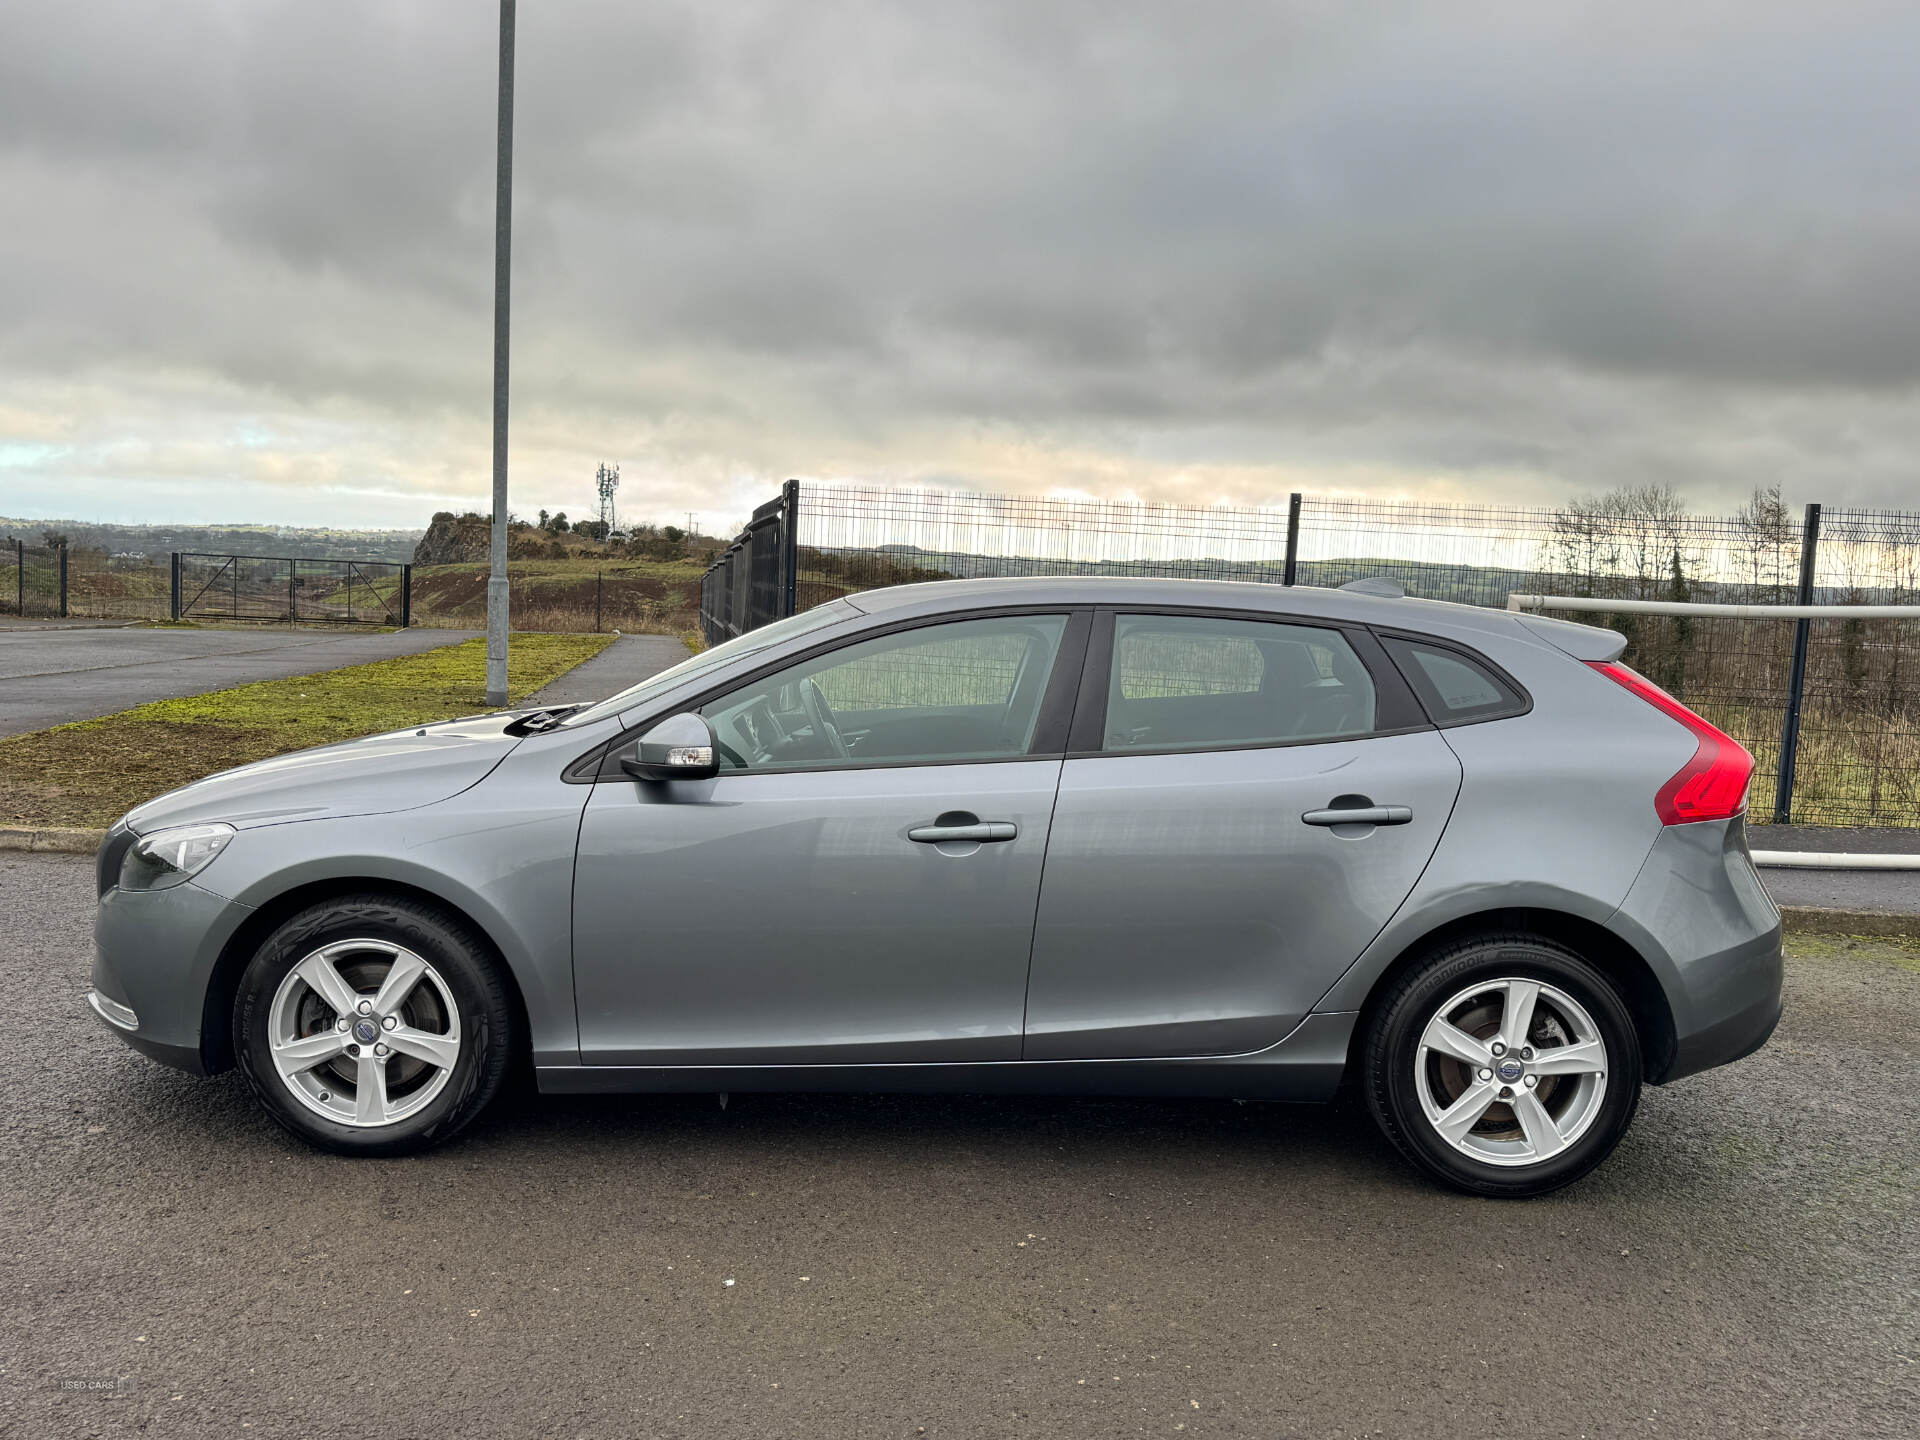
top-left (2, 0), bottom-right (1917, 533)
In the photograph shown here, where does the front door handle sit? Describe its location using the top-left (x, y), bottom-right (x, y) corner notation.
top-left (1302, 804), bottom-right (1412, 827)
top-left (909, 820), bottom-right (1018, 844)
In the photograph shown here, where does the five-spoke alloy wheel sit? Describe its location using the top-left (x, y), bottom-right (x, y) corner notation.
top-left (1365, 935), bottom-right (1642, 1197)
top-left (267, 939), bottom-right (463, 1128)
top-left (235, 896), bottom-right (514, 1155)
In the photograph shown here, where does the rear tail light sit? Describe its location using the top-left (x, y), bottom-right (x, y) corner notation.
top-left (1588, 661), bottom-right (1755, 825)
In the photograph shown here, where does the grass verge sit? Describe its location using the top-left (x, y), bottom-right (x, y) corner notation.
top-left (0, 633), bottom-right (614, 830)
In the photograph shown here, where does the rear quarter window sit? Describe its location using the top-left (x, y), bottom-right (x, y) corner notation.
top-left (1382, 636), bottom-right (1528, 725)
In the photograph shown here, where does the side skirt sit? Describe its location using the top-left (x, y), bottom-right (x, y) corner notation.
top-left (536, 1011), bottom-right (1357, 1101)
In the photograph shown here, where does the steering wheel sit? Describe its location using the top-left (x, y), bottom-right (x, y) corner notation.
top-left (801, 678), bottom-right (849, 760)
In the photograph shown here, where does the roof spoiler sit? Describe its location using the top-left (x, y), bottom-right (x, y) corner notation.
top-left (1515, 612), bottom-right (1629, 663)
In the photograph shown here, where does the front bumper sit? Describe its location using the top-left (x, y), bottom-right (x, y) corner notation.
top-left (90, 875), bottom-right (254, 1076)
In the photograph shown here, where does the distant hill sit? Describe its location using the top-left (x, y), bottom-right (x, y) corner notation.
top-left (0, 517), bottom-right (423, 563)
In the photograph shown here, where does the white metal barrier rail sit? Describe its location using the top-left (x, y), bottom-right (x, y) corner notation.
top-left (1506, 594), bottom-right (1920, 620)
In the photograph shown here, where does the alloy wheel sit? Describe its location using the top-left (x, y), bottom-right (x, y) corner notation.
top-left (266, 939), bottom-right (462, 1129)
top-left (1413, 976), bottom-right (1610, 1167)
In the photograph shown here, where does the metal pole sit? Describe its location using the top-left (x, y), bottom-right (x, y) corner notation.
top-left (401, 564), bottom-right (412, 629)
top-left (58, 542), bottom-right (68, 618)
top-left (1282, 493), bottom-right (1302, 586)
top-left (485, 0), bottom-right (516, 706)
top-left (170, 552), bottom-right (181, 621)
top-left (1772, 504), bottom-right (1821, 824)
top-left (780, 478), bottom-right (800, 617)
top-left (289, 560), bottom-right (297, 625)
top-left (595, 571), bottom-right (603, 633)
top-left (14, 539), bottom-right (21, 616)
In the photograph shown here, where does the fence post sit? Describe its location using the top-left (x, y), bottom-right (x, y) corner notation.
top-left (170, 552), bottom-right (181, 621)
top-left (401, 565), bottom-right (412, 629)
top-left (15, 538), bottom-right (22, 617)
top-left (1772, 503), bottom-right (1822, 825)
top-left (595, 571), bottom-right (603, 633)
top-left (58, 542), bottom-right (68, 618)
top-left (1282, 493), bottom-right (1302, 586)
top-left (780, 478), bottom-right (800, 617)
top-left (288, 560), bottom-right (297, 626)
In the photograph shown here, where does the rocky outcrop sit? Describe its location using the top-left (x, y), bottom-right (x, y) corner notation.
top-left (411, 512), bottom-right (492, 566)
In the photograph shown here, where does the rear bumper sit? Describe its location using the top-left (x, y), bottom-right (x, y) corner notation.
top-left (1668, 980), bottom-right (1782, 1080)
top-left (1610, 816), bottom-right (1784, 1083)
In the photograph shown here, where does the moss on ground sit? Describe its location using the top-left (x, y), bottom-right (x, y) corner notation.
top-left (1784, 932), bottom-right (1920, 976)
top-left (0, 633), bottom-right (612, 829)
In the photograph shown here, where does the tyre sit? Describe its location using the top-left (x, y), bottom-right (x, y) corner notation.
top-left (1363, 934), bottom-right (1642, 1198)
top-left (233, 894), bottom-right (515, 1156)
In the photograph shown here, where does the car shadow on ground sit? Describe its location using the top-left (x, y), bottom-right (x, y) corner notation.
top-left (105, 1051), bottom-right (1438, 1190)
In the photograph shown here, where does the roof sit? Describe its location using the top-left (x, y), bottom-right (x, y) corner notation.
top-left (840, 574), bottom-right (1540, 643)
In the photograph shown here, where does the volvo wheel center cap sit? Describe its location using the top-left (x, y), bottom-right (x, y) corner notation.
top-left (1495, 1057), bottom-right (1525, 1083)
top-left (353, 1017), bottom-right (380, 1044)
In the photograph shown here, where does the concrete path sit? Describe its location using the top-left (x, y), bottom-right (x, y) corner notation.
top-left (0, 625), bottom-right (477, 736)
top-left (526, 633), bottom-right (691, 708)
top-left (1750, 823), bottom-right (1920, 916)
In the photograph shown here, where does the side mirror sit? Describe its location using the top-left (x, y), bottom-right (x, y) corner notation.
top-left (620, 713), bottom-right (720, 782)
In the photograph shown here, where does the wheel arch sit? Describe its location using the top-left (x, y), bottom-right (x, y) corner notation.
top-left (1343, 908), bottom-right (1678, 1084)
top-left (200, 877), bottom-right (534, 1076)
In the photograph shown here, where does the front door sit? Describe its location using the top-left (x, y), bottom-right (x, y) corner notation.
top-left (1023, 611), bottom-right (1462, 1059)
top-left (573, 611), bottom-right (1084, 1065)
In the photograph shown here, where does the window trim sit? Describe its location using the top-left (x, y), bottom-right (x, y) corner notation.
top-left (1372, 628), bottom-right (1534, 728)
top-left (568, 606), bottom-right (1094, 782)
top-left (1063, 606), bottom-right (1431, 760)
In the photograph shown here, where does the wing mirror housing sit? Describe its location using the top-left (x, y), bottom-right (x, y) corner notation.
top-left (620, 713), bottom-right (720, 782)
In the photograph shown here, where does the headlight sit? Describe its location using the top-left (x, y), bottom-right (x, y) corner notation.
top-left (119, 823), bottom-right (236, 892)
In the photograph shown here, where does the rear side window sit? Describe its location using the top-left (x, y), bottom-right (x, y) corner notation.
top-left (1102, 615), bottom-right (1377, 752)
top-left (1383, 636), bottom-right (1527, 724)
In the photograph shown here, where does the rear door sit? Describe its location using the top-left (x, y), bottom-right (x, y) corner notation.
top-left (1022, 610), bottom-right (1462, 1060)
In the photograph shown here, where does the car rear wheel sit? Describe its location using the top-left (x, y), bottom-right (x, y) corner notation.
top-left (233, 895), bottom-right (514, 1156)
top-left (1364, 934), bottom-right (1642, 1197)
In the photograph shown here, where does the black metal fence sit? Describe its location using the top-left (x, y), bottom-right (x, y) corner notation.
top-left (0, 540), bottom-right (410, 627)
top-left (1, 538), bottom-right (69, 619)
top-left (173, 552), bottom-right (410, 625)
top-left (699, 481), bottom-right (797, 645)
top-left (707, 483), bottom-right (1920, 828)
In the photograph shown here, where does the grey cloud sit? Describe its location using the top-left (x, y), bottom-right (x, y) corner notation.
top-left (2, 0), bottom-right (1919, 525)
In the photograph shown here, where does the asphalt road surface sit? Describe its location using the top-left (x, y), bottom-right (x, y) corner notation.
top-left (0, 626), bottom-right (478, 736)
top-left (3, 850), bottom-right (1915, 1439)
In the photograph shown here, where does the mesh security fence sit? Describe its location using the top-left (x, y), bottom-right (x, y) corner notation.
top-left (759, 483), bottom-right (1920, 827)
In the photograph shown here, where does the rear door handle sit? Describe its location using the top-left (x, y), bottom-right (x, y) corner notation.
top-left (909, 821), bottom-right (1018, 843)
top-left (1302, 805), bottom-right (1412, 827)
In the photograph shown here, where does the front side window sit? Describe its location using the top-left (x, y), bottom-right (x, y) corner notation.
top-left (1102, 615), bottom-right (1377, 752)
top-left (701, 614), bottom-right (1069, 771)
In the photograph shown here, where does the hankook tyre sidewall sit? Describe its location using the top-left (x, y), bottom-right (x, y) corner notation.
top-left (234, 897), bottom-right (512, 1156)
top-left (1368, 937), bottom-right (1643, 1197)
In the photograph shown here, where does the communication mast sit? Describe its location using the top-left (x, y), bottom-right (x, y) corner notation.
top-left (595, 463), bottom-right (621, 533)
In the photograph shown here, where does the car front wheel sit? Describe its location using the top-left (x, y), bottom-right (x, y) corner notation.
top-left (233, 895), bottom-right (514, 1156)
top-left (1364, 934), bottom-right (1643, 1198)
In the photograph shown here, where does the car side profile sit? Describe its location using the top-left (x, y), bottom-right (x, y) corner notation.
top-left (88, 577), bottom-right (1782, 1196)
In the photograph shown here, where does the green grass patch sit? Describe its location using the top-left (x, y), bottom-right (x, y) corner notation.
top-left (0, 633), bottom-right (613, 830)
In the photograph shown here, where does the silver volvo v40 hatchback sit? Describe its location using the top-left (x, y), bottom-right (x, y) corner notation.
top-left (88, 578), bottom-right (1781, 1196)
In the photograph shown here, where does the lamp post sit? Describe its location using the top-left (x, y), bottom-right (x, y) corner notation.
top-left (485, 0), bottom-right (515, 707)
